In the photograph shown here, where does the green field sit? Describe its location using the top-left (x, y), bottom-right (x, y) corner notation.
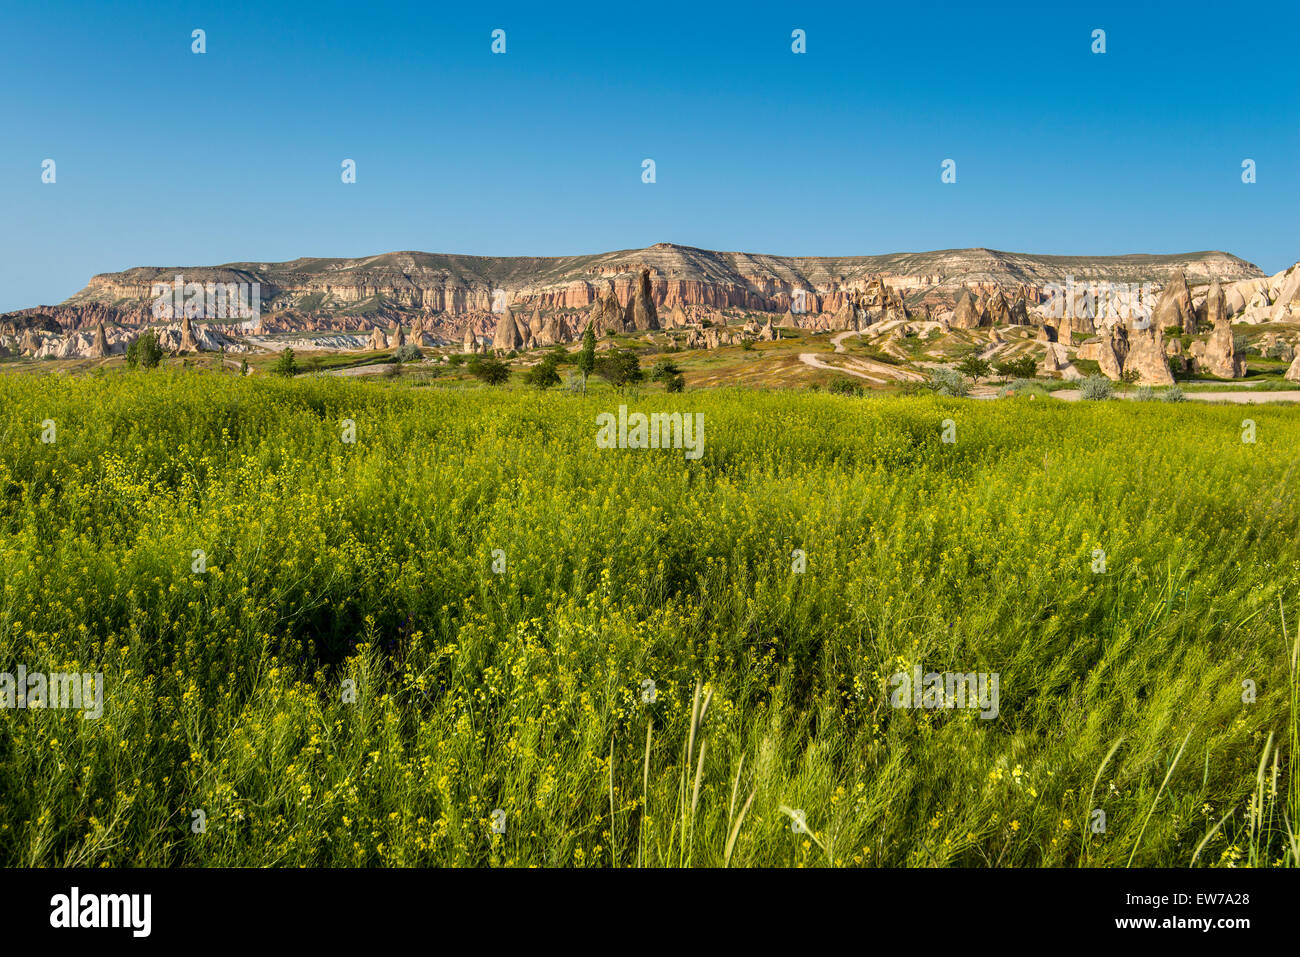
top-left (0, 371), bottom-right (1296, 866)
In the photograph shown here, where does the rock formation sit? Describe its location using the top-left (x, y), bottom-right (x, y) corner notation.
top-left (625, 269), bottom-right (659, 332)
top-left (1151, 271), bottom-right (1198, 334)
top-left (390, 323), bottom-right (405, 349)
top-left (1286, 352), bottom-right (1300, 382)
top-left (536, 311), bottom-right (564, 347)
top-left (829, 298), bottom-right (856, 331)
top-left (368, 325), bottom-right (387, 351)
top-left (179, 313), bottom-right (200, 352)
top-left (986, 290), bottom-right (1013, 325)
top-left (462, 326), bottom-right (479, 353)
top-left (1125, 322), bottom-right (1175, 386)
top-left (493, 307), bottom-right (524, 352)
top-left (1010, 293), bottom-right (1030, 325)
top-left (1199, 281), bottom-right (1246, 377)
top-left (1042, 343), bottom-right (1060, 373)
top-left (950, 287), bottom-right (984, 329)
top-left (591, 288), bottom-right (625, 336)
top-left (1097, 332), bottom-right (1124, 381)
top-left (90, 320), bottom-right (109, 358)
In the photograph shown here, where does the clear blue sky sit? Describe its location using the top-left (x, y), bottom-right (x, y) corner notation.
top-left (2, 0), bottom-right (1296, 310)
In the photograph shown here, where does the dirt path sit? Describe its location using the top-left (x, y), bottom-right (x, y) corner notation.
top-left (797, 352), bottom-right (928, 383)
top-left (798, 352), bottom-right (888, 383)
top-left (829, 331), bottom-right (862, 353)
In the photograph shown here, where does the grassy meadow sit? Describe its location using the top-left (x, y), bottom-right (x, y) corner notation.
top-left (0, 370), bottom-right (1296, 867)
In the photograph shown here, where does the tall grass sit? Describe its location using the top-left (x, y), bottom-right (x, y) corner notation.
top-left (0, 370), bottom-right (1295, 866)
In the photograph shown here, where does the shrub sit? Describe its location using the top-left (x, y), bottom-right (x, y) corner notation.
top-left (1134, 386), bottom-right (1156, 402)
top-left (467, 356), bottom-right (511, 385)
top-left (926, 367), bottom-right (970, 397)
top-left (649, 359), bottom-right (686, 393)
top-left (393, 344), bottom-right (423, 363)
top-left (1000, 378), bottom-right (1049, 399)
top-left (828, 376), bottom-right (864, 396)
top-left (993, 356), bottom-right (1037, 380)
top-left (1161, 385), bottom-right (1186, 403)
top-left (523, 355), bottom-right (561, 389)
top-left (1079, 374), bottom-right (1114, 401)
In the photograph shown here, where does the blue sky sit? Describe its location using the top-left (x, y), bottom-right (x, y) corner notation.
top-left (1, 0), bottom-right (1296, 310)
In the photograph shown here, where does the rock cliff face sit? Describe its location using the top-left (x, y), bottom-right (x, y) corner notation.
top-left (38, 244), bottom-right (1262, 340)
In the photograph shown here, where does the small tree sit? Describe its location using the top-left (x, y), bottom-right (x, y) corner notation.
top-left (955, 353), bottom-right (991, 381)
top-left (594, 348), bottom-right (643, 387)
top-left (126, 330), bottom-right (164, 369)
top-left (576, 326), bottom-right (596, 393)
top-left (272, 348), bottom-right (298, 377)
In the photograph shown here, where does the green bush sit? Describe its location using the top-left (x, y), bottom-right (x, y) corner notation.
top-left (272, 348), bottom-right (298, 378)
top-left (1079, 374), bottom-right (1114, 401)
top-left (993, 356), bottom-right (1037, 380)
top-left (125, 330), bottom-right (164, 370)
top-left (522, 355), bottom-right (561, 389)
top-left (926, 367), bottom-right (970, 397)
top-left (467, 356), bottom-right (511, 385)
top-left (594, 349), bottom-right (643, 387)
